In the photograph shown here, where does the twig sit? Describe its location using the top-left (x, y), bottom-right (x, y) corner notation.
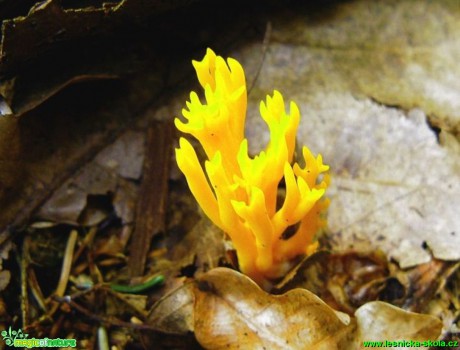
top-left (56, 230), bottom-right (78, 297)
top-left (27, 267), bottom-right (47, 312)
top-left (72, 226), bottom-right (98, 264)
top-left (97, 326), bottom-right (110, 350)
top-left (20, 237), bottom-right (30, 327)
top-left (53, 296), bottom-right (160, 331)
top-left (128, 120), bottom-right (173, 277)
top-left (248, 21), bottom-right (272, 96)
top-left (42, 229), bottom-right (78, 320)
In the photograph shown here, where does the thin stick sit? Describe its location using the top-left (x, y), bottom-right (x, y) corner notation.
top-left (72, 226), bottom-right (97, 264)
top-left (20, 238), bottom-right (30, 327)
top-left (27, 267), bottom-right (47, 312)
top-left (55, 230), bottom-right (78, 297)
top-left (248, 21), bottom-right (272, 96)
top-left (53, 296), bottom-right (160, 331)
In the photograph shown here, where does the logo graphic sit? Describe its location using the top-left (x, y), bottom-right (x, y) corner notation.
top-left (1, 327), bottom-right (28, 346)
top-left (1, 327), bottom-right (77, 348)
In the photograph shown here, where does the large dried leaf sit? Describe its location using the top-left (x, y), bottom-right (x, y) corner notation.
top-left (148, 268), bottom-right (441, 350)
top-left (0, 0), bottom-right (195, 75)
top-left (239, 0), bottom-right (460, 269)
top-left (244, 0), bottom-right (460, 134)
top-left (194, 268), bottom-right (353, 350)
top-left (0, 80), bottom-right (144, 233)
top-left (0, 0), bottom-right (192, 117)
top-left (0, 1), bottom-right (264, 235)
top-left (355, 302), bottom-right (443, 347)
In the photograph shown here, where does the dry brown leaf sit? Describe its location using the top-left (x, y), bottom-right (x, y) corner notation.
top-left (148, 282), bottom-right (195, 335)
top-left (105, 292), bottom-right (148, 319)
top-left (148, 268), bottom-right (441, 349)
top-left (0, 0), bottom-right (194, 76)
top-left (275, 251), bottom-right (395, 314)
top-left (194, 268), bottom-right (354, 350)
top-left (95, 130), bottom-right (145, 181)
top-left (0, 0), bottom-right (264, 238)
top-left (169, 218), bottom-right (227, 276)
top-left (37, 161), bottom-right (117, 225)
top-left (243, 0), bottom-right (460, 134)
top-left (355, 301), bottom-right (444, 349)
top-left (237, 0), bottom-right (460, 269)
top-left (31, 124), bottom-right (145, 226)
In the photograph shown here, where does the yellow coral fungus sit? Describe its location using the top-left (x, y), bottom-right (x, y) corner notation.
top-left (175, 48), bottom-right (329, 286)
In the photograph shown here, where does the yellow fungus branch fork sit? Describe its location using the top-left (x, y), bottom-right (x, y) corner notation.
top-left (175, 48), bottom-right (329, 286)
